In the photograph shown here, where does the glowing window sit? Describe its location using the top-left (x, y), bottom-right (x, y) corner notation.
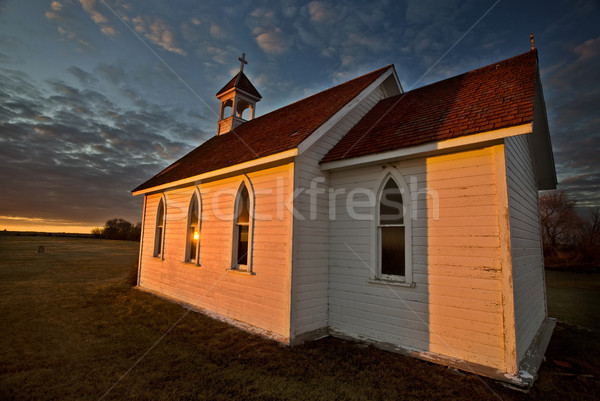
top-left (186, 193), bottom-right (200, 263)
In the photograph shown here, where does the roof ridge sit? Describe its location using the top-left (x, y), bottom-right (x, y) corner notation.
top-left (246, 64), bottom-right (393, 123)
top-left (400, 50), bottom-right (537, 95)
top-left (285, 64), bottom-right (392, 107)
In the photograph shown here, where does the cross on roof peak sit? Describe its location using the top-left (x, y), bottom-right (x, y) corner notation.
top-left (238, 53), bottom-right (248, 73)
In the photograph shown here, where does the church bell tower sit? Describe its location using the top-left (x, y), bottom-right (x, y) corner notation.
top-left (216, 53), bottom-right (262, 135)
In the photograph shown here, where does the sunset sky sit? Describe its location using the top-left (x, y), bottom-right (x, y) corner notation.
top-left (1, 0), bottom-right (599, 233)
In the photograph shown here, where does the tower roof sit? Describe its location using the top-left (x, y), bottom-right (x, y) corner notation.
top-left (216, 71), bottom-right (262, 99)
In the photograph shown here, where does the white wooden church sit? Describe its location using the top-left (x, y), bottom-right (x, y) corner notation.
top-left (133, 46), bottom-right (556, 387)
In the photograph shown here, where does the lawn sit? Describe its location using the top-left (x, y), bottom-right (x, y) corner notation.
top-left (0, 235), bottom-right (599, 400)
top-left (545, 269), bottom-right (600, 331)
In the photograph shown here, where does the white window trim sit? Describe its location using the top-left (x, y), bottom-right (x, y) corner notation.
top-left (184, 186), bottom-right (202, 265)
top-left (230, 175), bottom-right (255, 273)
top-left (153, 194), bottom-right (167, 260)
top-left (370, 167), bottom-right (413, 284)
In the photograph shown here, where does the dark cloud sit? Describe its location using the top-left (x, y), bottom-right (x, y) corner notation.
top-left (0, 65), bottom-right (207, 227)
top-left (545, 37), bottom-right (600, 95)
top-left (3, 100), bottom-right (44, 120)
top-left (0, 68), bottom-right (45, 100)
top-left (543, 36), bottom-right (600, 208)
top-left (95, 62), bottom-right (127, 85)
top-left (557, 174), bottom-right (600, 209)
top-left (67, 66), bottom-right (99, 86)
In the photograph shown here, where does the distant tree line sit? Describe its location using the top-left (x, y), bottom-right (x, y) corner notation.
top-left (540, 190), bottom-right (600, 268)
top-left (91, 218), bottom-right (141, 241)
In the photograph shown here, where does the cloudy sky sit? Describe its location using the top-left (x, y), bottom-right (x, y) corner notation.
top-left (0, 0), bottom-right (599, 233)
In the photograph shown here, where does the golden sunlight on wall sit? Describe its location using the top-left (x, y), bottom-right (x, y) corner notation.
top-left (426, 146), bottom-right (506, 371)
top-left (138, 163), bottom-right (295, 342)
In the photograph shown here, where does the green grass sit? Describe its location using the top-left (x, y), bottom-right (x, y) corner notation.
top-left (545, 269), bottom-right (600, 331)
top-left (0, 235), bottom-right (599, 400)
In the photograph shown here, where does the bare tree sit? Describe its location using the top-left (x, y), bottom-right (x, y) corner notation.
top-left (91, 219), bottom-right (141, 241)
top-left (103, 218), bottom-right (133, 240)
top-left (539, 190), bottom-right (582, 256)
top-left (91, 227), bottom-right (103, 238)
top-left (579, 208), bottom-right (600, 264)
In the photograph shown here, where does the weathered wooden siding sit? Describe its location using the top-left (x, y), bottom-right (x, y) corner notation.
top-left (139, 163), bottom-right (294, 341)
top-left (291, 87), bottom-right (386, 339)
top-left (505, 134), bottom-right (547, 362)
top-left (327, 146), bottom-right (509, 371)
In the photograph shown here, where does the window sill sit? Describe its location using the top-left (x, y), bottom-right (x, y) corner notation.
top-left (227, 269), bottom-right (255, 276)
top-left (183, 261), bottom-right (201, 267)
top-left (368, 279), bottom-right (415, 288)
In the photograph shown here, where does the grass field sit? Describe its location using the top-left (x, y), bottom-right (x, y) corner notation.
top-left (0, 235), bottom-right (599, 400)
top-left (545, 269), bottom-right (600, 331)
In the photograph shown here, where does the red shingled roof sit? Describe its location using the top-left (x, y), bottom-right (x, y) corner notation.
top-left (216, 71), bottom-right (262, 99)
top-left (133, 65), bottom-right (391, 192)
top-left (321, 50), bottom-right (538, 163)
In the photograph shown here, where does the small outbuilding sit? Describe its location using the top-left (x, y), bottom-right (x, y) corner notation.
top-left (132, 47), bottom-right (556, 387)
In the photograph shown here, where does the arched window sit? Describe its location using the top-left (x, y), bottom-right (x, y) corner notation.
top-left (379, 178), bottom-right (405, 277)
top-left (186, 192), bottom-right (200, 264)
top-left (375, 170), bottom-right (412, 283)
top-left (221, 99), bottom-right (233, 119)
top-left (236, 99), bottom-right (252, 120)
top-left (232, 183), bottom-right (252, 271)
top-left (154, 197), bottom-right (166, 259)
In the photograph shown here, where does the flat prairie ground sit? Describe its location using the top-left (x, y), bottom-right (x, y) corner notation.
top-left (545, 269), bottom-right (600, 331)
top-left (0, 235), bottom-right (598, 400)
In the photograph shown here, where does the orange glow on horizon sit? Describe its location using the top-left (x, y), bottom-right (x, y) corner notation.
top-left (0, 216), bottom-right (99, 234)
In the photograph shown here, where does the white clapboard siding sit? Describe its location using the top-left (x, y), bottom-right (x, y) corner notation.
top-left (138, 163), bottom-right (294, 341)
top-left (327, 146), bottom-right (508, 370)
top-left (291, 86), bottom-right (386, 338)
top-left (504, 134), bottom-right (546, 362)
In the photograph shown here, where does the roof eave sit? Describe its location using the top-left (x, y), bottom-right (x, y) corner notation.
top-left (529, 68), bottom-right (557, 190)
top-left (132, 148), bottom-right (298, 196)
top-left (320, 123), bottom-right (533, 171)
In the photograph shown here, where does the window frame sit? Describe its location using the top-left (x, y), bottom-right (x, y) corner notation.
top-left (372, 168), bottom-right (412, 284)
top-left (184, 187), bottom-right (202, 265)
top-left (153, 195), bottom-right (167, 259)
top-left (231, 178), bottom-right (254, 273)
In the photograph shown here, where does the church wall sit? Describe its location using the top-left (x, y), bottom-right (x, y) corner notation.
top-left (327, 146), bottom-right (509, 371)
top-left (504, 134), bottom-right (547, 363)
top-left (138, 163), bottom-right (294, 342)
top-left (291, 87), bottom-right (386, 340)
